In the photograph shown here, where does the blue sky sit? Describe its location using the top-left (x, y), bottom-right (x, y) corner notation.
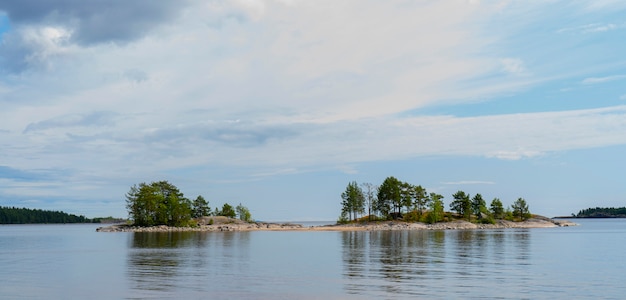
top-left (1, 1), bottom-right (625, 220)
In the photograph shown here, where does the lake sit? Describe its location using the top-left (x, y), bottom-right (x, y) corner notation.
top-left (1, 219), bottom-right (625, 299)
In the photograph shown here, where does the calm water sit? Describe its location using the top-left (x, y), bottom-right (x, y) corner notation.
top-left (1, 219), bottom-right (625, 299)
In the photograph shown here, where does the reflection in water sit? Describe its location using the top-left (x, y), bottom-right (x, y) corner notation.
top-left (341, 229), bottom-right (532, 298)
top-left (126, 231), bottom-right (250, 297)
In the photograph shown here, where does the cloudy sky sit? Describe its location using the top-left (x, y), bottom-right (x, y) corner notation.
top-left (1, 1), bottom-right (625, 220)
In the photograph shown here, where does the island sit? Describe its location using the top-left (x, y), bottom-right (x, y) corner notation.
top-left (96, 215), bottom-right (577, 232)
top-left (95, 178), bottom-right (579, 232)
top-left (572, 207), bottom-right (626, 218)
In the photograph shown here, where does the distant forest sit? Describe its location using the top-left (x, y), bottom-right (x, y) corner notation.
top-left (576, 207), bottom-right (626, 218)
top-left (0, 206), bottom-right (117, 224)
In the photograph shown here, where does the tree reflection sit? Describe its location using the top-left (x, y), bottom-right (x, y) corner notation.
top-left (126, 231), bottom-right (252, 296)
top-left (127, 232), bottom-right (198, 293)
top-left (341, 229), bottom-right (532, 297)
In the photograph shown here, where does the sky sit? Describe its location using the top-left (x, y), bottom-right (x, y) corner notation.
top-left (1, 1), bottom-right (625, 221)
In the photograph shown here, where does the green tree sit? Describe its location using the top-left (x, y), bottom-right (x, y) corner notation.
top-left (490, 198), bottom-right (505, 219)
top-left (512, 198), bottom-right (531, 220)
top-left (400, 182), bottom-right (414, 214)
top-left (192, 195), bottom-right (210, 218)
top-left (377, 176), bottom-right (402, 219)
top-left (125, 180), bottom-right (191, 227)
top-left (471, 193), bottom-right (487, 220)
top-left (428, 193), bottom-right (444, 224)
top-left (236, 203), bottom-right (252, 222)
top-left (217, 203), bottom-right (236, 218)
top-left (450, 190), bottom-right (472, 221)
top-left (341, 181), bottom-right (365, 221)
top-left (412, 185), bottom-right (429, 218)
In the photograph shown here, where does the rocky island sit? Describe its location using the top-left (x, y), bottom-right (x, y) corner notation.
top-left (96, 215), bottom-right (577, 232)
top-left (98, 179), bottom-right (579, 233)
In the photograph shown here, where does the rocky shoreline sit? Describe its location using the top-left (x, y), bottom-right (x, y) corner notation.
top-left (96, 216), bottom-right (577, 232)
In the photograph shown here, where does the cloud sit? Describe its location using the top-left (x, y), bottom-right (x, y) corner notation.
top-left (141, 120), bottom-right (299, 148)
top-left (0, 0), bottom-right (190, 72)
top-left (0, 0), bottom-right (188, 45)
top-left (1, 1), bottom-right (626, 218)
top-left (581, 75), bottom-right (626, 85)
top-left (0, 25), bottom-right (74, 72)
top-left (557, 22), bottom-right (625, 34)
top-left (23, 111), bottom-right (117, 133)
top-left (486, 150), bottom-right (543, 160)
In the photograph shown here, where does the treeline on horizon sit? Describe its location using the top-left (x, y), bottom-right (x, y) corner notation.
top-left (339, 176), bottom-right (532, 224)
top-left (0, 206), bottom-right (113, 224)
top-left (575, 207), bottom-right (626, 218)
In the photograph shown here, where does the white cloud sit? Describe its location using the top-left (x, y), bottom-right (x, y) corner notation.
top-left (582, 75), bottom-right (626, 85)
top-left (557, 22), bottom-right (625, 34)
top-left (2, 1), bottom-right (626, 218)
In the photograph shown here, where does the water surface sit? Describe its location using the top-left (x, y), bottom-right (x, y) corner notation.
top-left (1, 219), bottom-right (625, 299)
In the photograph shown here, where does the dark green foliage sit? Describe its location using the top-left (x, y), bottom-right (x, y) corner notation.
top-left (0, 206), bottom-right (93, 224)
top-left (192, 195), bottom-right (210, 218)
top-left (339, 177), bottom-right (532, 224)
top-left (400, 182), bottom-right (414, 214)
top-left (576, 207), bottom-right (626, 218)
top-left (490, 198), bottom-right (505, 219)
top-left (450, 191), bottom-right (472, 221)
top-left (471, 193), bottom-right (486, 219)
top-left (217, 203), bottom-right (236, 218)
top-left (511, 198), bottom-right (531, 220)
top-left (377, 176), bottom-right (403, 219)
top-left (402, 210), bottom-right (421, 222)
top-left (125, 180), bottom-right (192, 227)
top-left (412, 185), bottom-right (429, 218)
top-left (479, 216), bottom-right (495, 224)
top-left (341, 181), bottom-right (365, 221)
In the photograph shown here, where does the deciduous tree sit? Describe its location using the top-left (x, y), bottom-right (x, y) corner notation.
top-left (125, 180), bottom-right (191, 227)
top-left (428, 193), bottom-right (444, 224)
top-left (236, 203), bottom-right (252, 222)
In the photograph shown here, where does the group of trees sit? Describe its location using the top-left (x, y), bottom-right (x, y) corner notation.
top-left (575, 207), bottom-right (626, 218)
top-left (0, 206), bottom-right (94, 224)
top-left (448, 191), bottom-right (530, 222)
top-left (126, 180), bottom-right (252, 227)
top-left (339, 176), bottom-right (532, 224)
